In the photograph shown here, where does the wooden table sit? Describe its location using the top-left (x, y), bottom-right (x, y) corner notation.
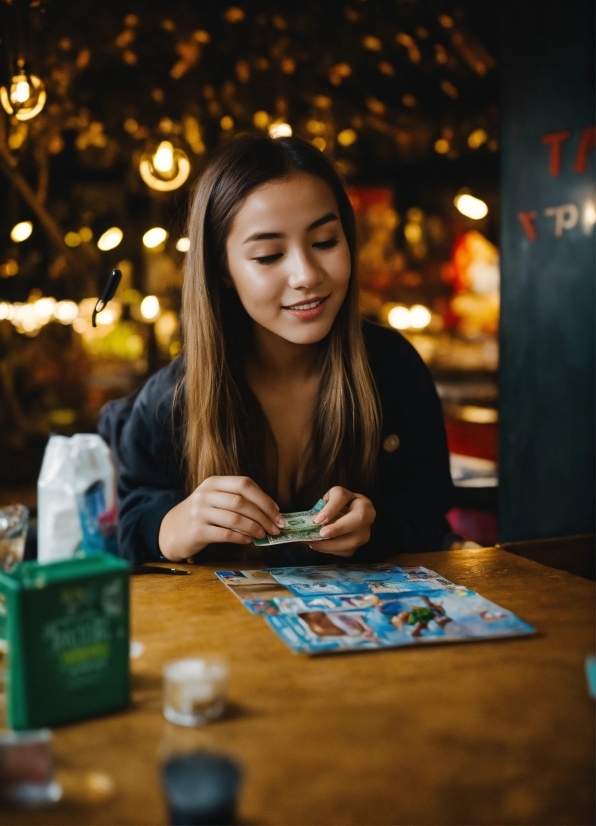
top-left (1, 546), bottom-right (594, 825)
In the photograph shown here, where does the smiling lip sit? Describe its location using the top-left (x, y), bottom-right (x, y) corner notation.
top-left (282, 295), bottom-right (329, 320)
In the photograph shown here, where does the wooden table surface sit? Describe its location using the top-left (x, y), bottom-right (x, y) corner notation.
top-left (1, 546), bottom-right (594, 826)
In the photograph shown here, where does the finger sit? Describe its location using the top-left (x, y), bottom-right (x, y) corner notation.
top-left (205, 477), bottom-right (285, 528)
top-left (199, 524), bottom-right (253, 546)
top-left (308, 533), bottom-right (364, 557)
top-left (319, 506), bottom-right (364, 539)
top-left (321, 496), bottom-right (375, 538)
top-left (205, 507), bottom-right (267, 540)
top-left (312, 486), bottom-right (354, 525)
top-left (203, 490), bottom-right (281, 535)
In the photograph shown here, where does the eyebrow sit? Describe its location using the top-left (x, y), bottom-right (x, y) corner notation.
top-left (242, 211), bottom-right (339, 244)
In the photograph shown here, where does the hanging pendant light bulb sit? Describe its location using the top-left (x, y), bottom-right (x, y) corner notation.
top-left (139, 139), bottom-right (191, 192)
top-left (0, 71), bottom-right (46, 121)
top-left (152, 141), bottom-right (175, 174)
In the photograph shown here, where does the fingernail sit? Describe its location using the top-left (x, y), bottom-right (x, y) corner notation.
top-left (271, 526), bottom-right (280, 535)
top-left (320, 528), bottom-right (331, 538)
top-left (275, 517), bottom-right (286, 528)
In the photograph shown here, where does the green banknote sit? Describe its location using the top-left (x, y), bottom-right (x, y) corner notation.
top-left (253, 499), bottom-right (326, 546)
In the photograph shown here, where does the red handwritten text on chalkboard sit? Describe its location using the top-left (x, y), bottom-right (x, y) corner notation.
top-left (518, 125), bottom-right (595, 241)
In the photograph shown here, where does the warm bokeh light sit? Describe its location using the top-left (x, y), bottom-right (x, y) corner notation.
top-left (268, 122), bottom-right (292, 138)
top-left (404, 222), bottom-right (423, 244)
top-left (139, 141), bottom-right (191, 192)
top-left (253, 111), bottom-right (271, 129)
top-left (582, 199), bottom-right (596, 233)
top-left (0, 73), bottom-right (46, 120)
top-left (408, 304), bottom-right (432, 329)
top-left (10, 221), bottom-right (33, 243)
top-left (143, 227), bottom-right (168, 249)
top-left (467, 128), bottom-right (488, 149)
top-left (337, 128), bottom-right (357, 147)
top-left (97, 227), bottom-right (123, 251)
top-left (176, 237), bottom-right (191, 252)
top-left (64, 231), bottom-right (82, 247)
top-left (454, 193), bottom-right (489, 220)
top-left (140, 295), bottom-right (160, 321)
top-left (53, 300), bottom-right (79, 324)
top-left (388, 305), bottom-right (410, 330)
top-left (79, 226), bottom-right (93, 242)
top-left (0, 260), bottom-right (19, 277)
top-left (33, 297), bottom-right (56, 320)
top-left (434, 138), bottom-right (450, 154)
top-left (459, 405), bottom-right (498, 424)
top-left (96, 307), bottom-right (116, 326)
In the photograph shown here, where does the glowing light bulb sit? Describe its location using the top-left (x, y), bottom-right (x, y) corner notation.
top-left (143, 227), bottom-right (168, 249)
top-left (268, 122), bottom-right (292, 138)
top-left (97, 227), bottom-right (123, 251)
top-left (388, 306), bottom-right (410, 330)
top-left (176, 237), bottom-right (191, 252)
top-left (14, 79), bottom-right (30, 104)
top-left (152, 141), bottom-right (175, 174)
top-left (454, 193), bottom-right (489, 220)
top-left (140, 295), bottom-right (160, 321)
top-left (139, 141), bottom-right (190, 192)
top-left (408, 304), bottom-right (432, 329)
top-left (0, 74), bottom-right (46, 121)
top-left (10, 221), bottom-right (33, 243)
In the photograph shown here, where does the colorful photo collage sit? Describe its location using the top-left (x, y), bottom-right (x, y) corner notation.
top-left (215, 565), bottom-right (535, 655)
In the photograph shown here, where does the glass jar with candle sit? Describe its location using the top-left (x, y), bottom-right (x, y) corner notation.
top-left (163, 657), bottom-right (230, 727)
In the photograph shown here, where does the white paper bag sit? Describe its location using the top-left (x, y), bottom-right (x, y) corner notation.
top-left (37, 434), bottom-right (116, 563)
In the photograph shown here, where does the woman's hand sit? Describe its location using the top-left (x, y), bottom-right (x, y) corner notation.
top-left (158, 476), bottom-right (286, 562)
top-left (310, 486), bottom-right (376, 557)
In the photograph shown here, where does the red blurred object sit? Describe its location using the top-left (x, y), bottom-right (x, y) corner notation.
top-left (444, 418), bottom-right (498, 462)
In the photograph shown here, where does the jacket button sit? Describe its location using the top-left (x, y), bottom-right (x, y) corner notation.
top-left (383, 433), bottom-right (400, 453)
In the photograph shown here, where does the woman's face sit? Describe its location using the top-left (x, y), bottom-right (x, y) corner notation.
top-left (225, 173), bottom-right (351, 346)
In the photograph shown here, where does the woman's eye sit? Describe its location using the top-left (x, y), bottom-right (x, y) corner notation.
top-left (313, 238), bottom-right (339, 250)
top-left (253, 253), bottom-right (283, 265)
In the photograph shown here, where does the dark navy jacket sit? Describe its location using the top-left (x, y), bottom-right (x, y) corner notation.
top-left (112, 321), bottom-right (454, 565)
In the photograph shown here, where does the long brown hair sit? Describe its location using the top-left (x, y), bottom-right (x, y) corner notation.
top-left (180, 133), bottom-right (380, 504)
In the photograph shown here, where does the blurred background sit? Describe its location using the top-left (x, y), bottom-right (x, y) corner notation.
top-left (0, 0), bottom-right (501, 544)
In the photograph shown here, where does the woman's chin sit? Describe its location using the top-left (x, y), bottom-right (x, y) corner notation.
top-left (252, 314), bottom-right (336, 346)
top-left (275, 319), bottom-right (335, 345)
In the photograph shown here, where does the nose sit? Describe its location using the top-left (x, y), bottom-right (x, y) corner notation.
top-left (287, 247), bottom-right (323, 290)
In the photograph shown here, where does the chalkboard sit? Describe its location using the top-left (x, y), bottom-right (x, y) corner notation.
top-left (499, 0), bottom-right (595, 540)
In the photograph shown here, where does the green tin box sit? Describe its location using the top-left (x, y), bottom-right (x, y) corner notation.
top-left (0, 553), bottom-right (130, 730)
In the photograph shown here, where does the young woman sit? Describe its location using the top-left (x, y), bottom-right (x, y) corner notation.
top-left (116, 134), bottom-right (453, 565)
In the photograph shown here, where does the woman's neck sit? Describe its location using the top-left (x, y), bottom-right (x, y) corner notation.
top-left (247, 323), bottom-right (321, 383)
